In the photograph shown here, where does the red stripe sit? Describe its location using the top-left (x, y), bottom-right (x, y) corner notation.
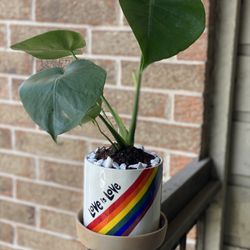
top-left (87, 168), bottom-right (153, 230)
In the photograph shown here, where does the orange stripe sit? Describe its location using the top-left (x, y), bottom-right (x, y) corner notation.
top-left (92, 169), bottom-right (153, 232)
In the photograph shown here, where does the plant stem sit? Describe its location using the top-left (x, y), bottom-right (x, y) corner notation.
top-left (99, 114), bottom-right (127, 149)
top-left (101, 108), bottom-right (114, 128)
top-left (93, 119), bottom-right (117, 149)
top-left (101, 95), bottom-right (128, 140)
top-left (128, 55), bottom-right (144, 145)
top-left (71, 51), bottom-right (79, 60)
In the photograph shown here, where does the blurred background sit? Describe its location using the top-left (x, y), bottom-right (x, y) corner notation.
top-left (0, 0), bottom-right (209, 249)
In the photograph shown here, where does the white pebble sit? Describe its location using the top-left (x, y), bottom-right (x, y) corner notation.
top-left (95, 159), bottom-right (104, 166)
top-left (112, 162), bottom-right (120, 169)
top-left (154, 157), bottom-right (160, 163)
top-left (88, 152), bottom-right (96, 159)
top-left (128, 163), bottom-right (139, 169)
top-left (88, 158), bottom-right (97, 163)
top-left (103, 157), bottom-right (113, 168)
top-left (120, 163), bottom-right (127, 170)
top-left (137, 163), bottom-right (144, 169)
top-left (139, 163), bottom-right (148, 169)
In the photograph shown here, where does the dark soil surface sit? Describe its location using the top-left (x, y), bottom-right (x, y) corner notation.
top-left (95, 145), bottom-right (155, 167)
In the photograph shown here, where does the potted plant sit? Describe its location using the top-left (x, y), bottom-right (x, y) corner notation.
top-left (11, 0), bottom-right (205, 249)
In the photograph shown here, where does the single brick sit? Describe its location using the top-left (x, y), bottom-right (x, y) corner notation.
top-left (0, 128), bottom-right (11, 149)
top-left (92, 31), bottom-right (140, 57)
top-left (0, 0), bottom-right (32, 20)
top-left (0, 24), bottom-right (6, 48)
top-left (36, 0), bottom-right (117, 26)
top-left (0, 153), bottom-right (35, 178)
top-left (0, 52), bottom-right (32, 75)
top-left (39, 160), bottom-right (83, 189)
top-left (135, 121), bottom-right (201, 153)
top-left (174, 95), bottom-right (203, 124)
top-left (104, 88), bottom-right (169, 118)
top-left (11, 25), bottom-right (87, 46)
top-left (17, 180), bottom-right (82, 212)
top-left (0, 77), bottom-right (9, 100)
top-left (92, 59), bottom-right (117, 85)
top-left (40, 209), bottom-right (77, 237)
top-left (170, 154), bottom-right (194, 176)
top-left (15, 131), bottom-right (88, 161)
top-left (0, 104), bottom-right (35, 128)
top-left (121, 61), bottom-right (205, 92)
top-left (178, 32), bottom-right (208, 61)
top-left (0, 176), bottom-right (12, 197)
top-left (0, 199), bottom-right (35, 225)
top-left (0, 222), bottom-right (14, 243)
top-left (11, 78), bottom-right (23, 101)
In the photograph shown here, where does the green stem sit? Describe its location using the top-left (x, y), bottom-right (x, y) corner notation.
top-left (128, 55), bottom-right (144, 145)
top-left (101, 95), bottom-right (129, 140)
top-left (101, 108), bottom-right (114, 128)
top-left (71, 51), bottom-right (79, 60)
top-left (98, 114), bottom-right (127, 149)
top-left (93, 119), bottom-right (117, 149)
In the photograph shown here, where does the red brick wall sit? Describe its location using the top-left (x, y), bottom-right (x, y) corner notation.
top-left (0, 0), bottom-right (210, 249)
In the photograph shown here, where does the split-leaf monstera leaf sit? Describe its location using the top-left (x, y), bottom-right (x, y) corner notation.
top-left (19, 59), bottom-right (106, 141)
top-left (119, 0), bottom-right (206, 69)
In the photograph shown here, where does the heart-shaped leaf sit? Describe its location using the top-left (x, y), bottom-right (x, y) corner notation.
top-left (19, 59), bottom-right (106, 140)
top-left (81, 100), bottom-right (102, 124)
top-left (119, 0), bottom-right (205, 69)
top-left (11, 30), bottom-right (85, 59)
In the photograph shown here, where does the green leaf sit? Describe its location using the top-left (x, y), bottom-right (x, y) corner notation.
top-left (11, 30), bottom-right (85, 59)
top-left (19, 59), bottom-right (106, 140)
top-left (81, 100), bottom-right (102, 124)
top-left (119, 0), bottom-right (205, 69)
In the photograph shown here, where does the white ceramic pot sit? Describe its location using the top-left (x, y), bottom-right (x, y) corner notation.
top-left (83, 156), bottom-right (163, 236)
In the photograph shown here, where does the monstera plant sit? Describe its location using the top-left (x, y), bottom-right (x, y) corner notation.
top-left (11, 0), bottom-right (205, 247)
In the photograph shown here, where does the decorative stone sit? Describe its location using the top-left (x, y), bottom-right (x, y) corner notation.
top-left (120, 163), bottom-right (126, 170)
top-left (95, 159), bottom-right (104, 166)
top-left (103, 157), bottom-right (113, 168)
top-left (112, 162), bottom-right (120, 169)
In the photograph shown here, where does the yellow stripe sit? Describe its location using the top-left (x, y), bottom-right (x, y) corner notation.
top-left (99, 168), bottom-right (157, 234)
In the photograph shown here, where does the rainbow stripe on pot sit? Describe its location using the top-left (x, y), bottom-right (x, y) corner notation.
top-left (87, 166), bottom-right (162, 236)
